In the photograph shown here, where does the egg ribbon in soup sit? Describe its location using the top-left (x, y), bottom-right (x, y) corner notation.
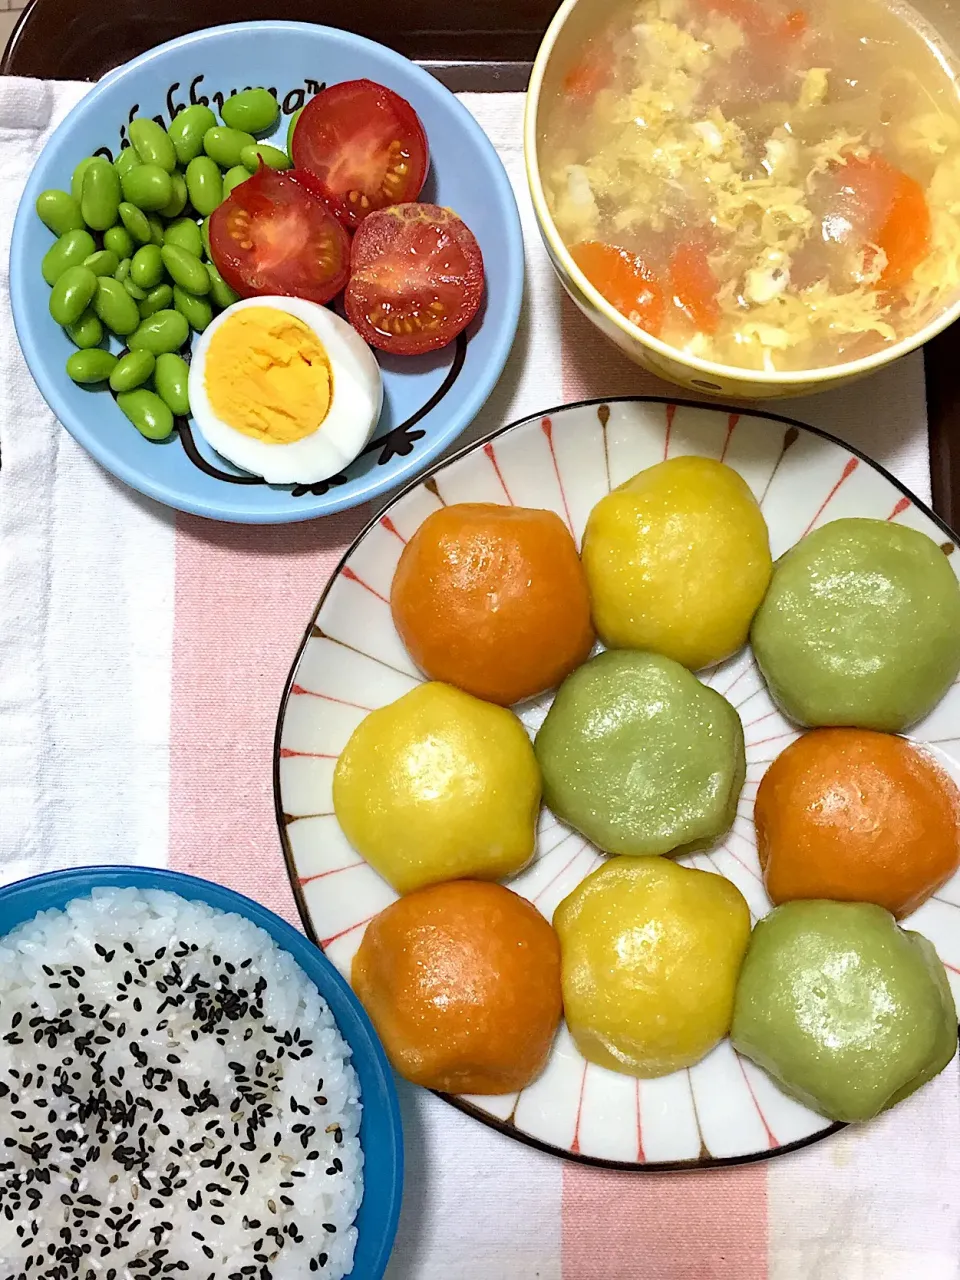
top-left (540, 0), bottom-right (960, 372)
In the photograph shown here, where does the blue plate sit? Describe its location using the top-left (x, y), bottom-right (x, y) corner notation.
top-left (0, 864), bottom-right (404, 1279)
top-left (10, 22), bottom-right (523, 523)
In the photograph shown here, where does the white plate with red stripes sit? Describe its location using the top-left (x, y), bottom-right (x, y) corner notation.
top-left (274, 396), bottom-right (960, 1170)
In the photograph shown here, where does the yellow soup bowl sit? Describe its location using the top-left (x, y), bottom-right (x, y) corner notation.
top-left (524, 0), bottom-right (960, 399)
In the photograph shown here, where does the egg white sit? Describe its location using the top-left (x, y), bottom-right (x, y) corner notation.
top-left (188, 295), bottom-right (383, 485)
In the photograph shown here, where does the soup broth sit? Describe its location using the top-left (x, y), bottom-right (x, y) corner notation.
top-left (539, 0), bottom-right (960, 372)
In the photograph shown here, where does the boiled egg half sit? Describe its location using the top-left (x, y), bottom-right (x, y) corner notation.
top-left (188, 295), bottom-right (383, 485)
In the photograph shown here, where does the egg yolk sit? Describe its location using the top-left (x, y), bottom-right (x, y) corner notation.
top-left (204, 307), bottom-right (332, 444)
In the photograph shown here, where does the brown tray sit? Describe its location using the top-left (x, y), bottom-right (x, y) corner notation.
top-left (6, 0), bottom-right (958, 526)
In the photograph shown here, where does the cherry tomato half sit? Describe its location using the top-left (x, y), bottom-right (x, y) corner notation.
top-left (292, 79), bottom-right (429, 229)
top-left (345, 203), bottom-right (484, 356)
top-left (208, 166), bottom-right (351, 305)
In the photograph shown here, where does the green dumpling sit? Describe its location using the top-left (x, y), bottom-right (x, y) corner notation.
top-left (731, 901), bottom-right (957, 1123)
top-left (534, 650), bottom-right (745, 856)
top-left (751, 518), bottom-right (960, 731)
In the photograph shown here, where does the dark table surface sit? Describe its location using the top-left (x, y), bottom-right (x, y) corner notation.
top-left (5, 0), bottom-right (959, 526)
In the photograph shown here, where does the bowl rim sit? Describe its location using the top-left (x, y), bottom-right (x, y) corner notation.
top-left (522, 0), bottom-right (960, 389)
top-left (10, 19), bottom-right (524, 523)
top-left (0, 862), bottom-right (404, 1277)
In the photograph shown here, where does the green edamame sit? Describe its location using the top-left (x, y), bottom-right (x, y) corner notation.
top-left (203, 126), bottom-right (256, 170)
top-left (286, 106), bottom-right (304, 158)
top-left (173, 285), bottom-right (213, 332)
top-left (41, 228), bottom-right (96, 287)
top-left (161, 244), bottom-right (211, 295)
top-left (185, 157), bottom-right (223, 217)
top-left (128, 309), bottom-right (189, 355)
top-left (114, 146), bottom-right (142, 179)
top-left (49, 266), bottom-right (99, 326)
top-left (222, 165), bottom-right (250, 197)
top-left (109, 349), bottom-right (155, 393)
top-left (154, 352), bottom-right (192, 417)
top-left (119, 202), bottom-right (153, 245)
top-left (139, 284), bottom-right (173, 318)
top-left (164, 216), bottom-right (204, 258)
top-left (93, 276), bottom-right (141, 336)
top-left (104, 225), bottom-right (135, 258)
top-left (116, 389), bottom-right (174, 440)
top-left (36, 189), bottom-right (84, 237)
top-left (220, 88), bottom-right (280, 135)
top-left (65, 310), bottom-right (104, 349)
top-left (82, 249), bottom-right (120, 277)
top-left (115, 257), bottom-right (132, 283)
top-left (128, 118), bottom-right (177, 174)
top-left (168, 104), bottom-right (218, 166)
top-left (80, 158), bottom-right (121, 232)
top-left (120, 164), bottom-right (173, 213)
top-left (240, 143), bottom-right (291, 173)
top-left (123, 278), bottom-right (147, 301)
top-left (130, 244), bottom-right (165, 289)
top-left (160, 173), bottom-right (188, 219)
top-left (201, 217), bottom-right (212, 259)
top-left (206, 261), bottom-right (240, 310)
top-left (70, 157), bottom-right (96, 204)
top-left (147, 215), bottom-right (166, 247)
top-left (66, 348), bottom-right (118, 385)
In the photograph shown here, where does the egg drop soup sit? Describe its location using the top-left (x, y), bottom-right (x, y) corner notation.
top-left (539, 0), bottom-right (960, 372)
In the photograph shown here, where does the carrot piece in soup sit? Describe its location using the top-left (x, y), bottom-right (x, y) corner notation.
top-left (571, 241), bottom-right (665, 335)
top-left (562, 48), bottom-right (608, 99)
top-left (670, 242), bottom-right (721, 333)
top-left (839, 154), bottom-right (931, 289)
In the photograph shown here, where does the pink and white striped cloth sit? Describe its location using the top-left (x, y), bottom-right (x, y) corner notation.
top-left (1, 78), bottom-right (957, 1280)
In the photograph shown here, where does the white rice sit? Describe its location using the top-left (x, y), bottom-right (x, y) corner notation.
top-left (0, 887), bottom-right (363, 1280)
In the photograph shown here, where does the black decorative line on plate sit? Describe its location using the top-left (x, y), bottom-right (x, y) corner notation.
top-left (173, 329), bottom-right (469, 496)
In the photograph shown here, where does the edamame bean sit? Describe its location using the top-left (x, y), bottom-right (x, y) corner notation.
top-left (203, 126), bottom-right (256, 170)
top-left (115, 257), bottom-right (132, 282)
top-left (221, 88), bottom-right (280, 135)
top-left (114, 145), bottom-right (142, 179)
top-left (41, 228), bottom-right (96, 286)
top-left (70, 157), bottom-right (96, 204)
top-left (123, 278), bottom-right (147, 301)
top-left (173, 285), bottom-right (213, 332)
top-left (65, 310), bottom-right (104, 349)
top-left (93, 276), bottom-right (141, 336)
top-left (147, 215), bottom-right (166, 247)
top-left (201, 216), bottom-right (212, 259)
top-left (104, 225), bottom-right (135, 258)
top-left (168, 103), bottom-right (218, 166)
top-left (79, 158), bottom-right (121, 232)
top-left (240, 143), bottom-right (291, 173)
top-left (161, 244), bottom-right (211, 295)
top-left (50, 266), bottom-right (99, 326)
top-left (287, 106), bottom-right (303, 158)
top-left (128, 118), bottom-right (177, 174)
top-left (160, 173), bottom-right (188, 219)
top-left (130, 244), bottom-right (165, 289)
top-left (185, 157), bottom-right (223, 217)
top-left (36, 189), bottom-right (84, 236)
top-left (139, 284), bottom-right (173, 318)
top-left (128, 309), bottom-right (189, 355)
top-left (116, 389), bottom-right (174, 440)
top-left (222, 165), bottom-right (250, 197)
top-left (164, 216), bottom-right (204, 257)
top-left (82, 249), bottom-right (120, 277)
top-left (206, 261), bottom-right (240, 310)
top-left (119, 202), bottom-right (153, 244)
top-left (154, 352), bottom-right (191, 417)
top-left (109, 349), bottom-right (155, 393)
top-left (66, 348), bottom-right (118, 384)
top-left (120, 164), bottom-right (173, 213)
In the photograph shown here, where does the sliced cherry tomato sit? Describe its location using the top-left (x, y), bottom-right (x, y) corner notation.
top-left (209, 166), bottom-right (351, 305)
top-left (834, 153), bottom-right (931, 289)
top-left (571, 241), bottom-right (665, 336)
top-left (669, 242), bottom-right (720, 334)
top-left (292, 79), bottom-right (429, 230)
top-left (345, 203), bottom-right (484, 356)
